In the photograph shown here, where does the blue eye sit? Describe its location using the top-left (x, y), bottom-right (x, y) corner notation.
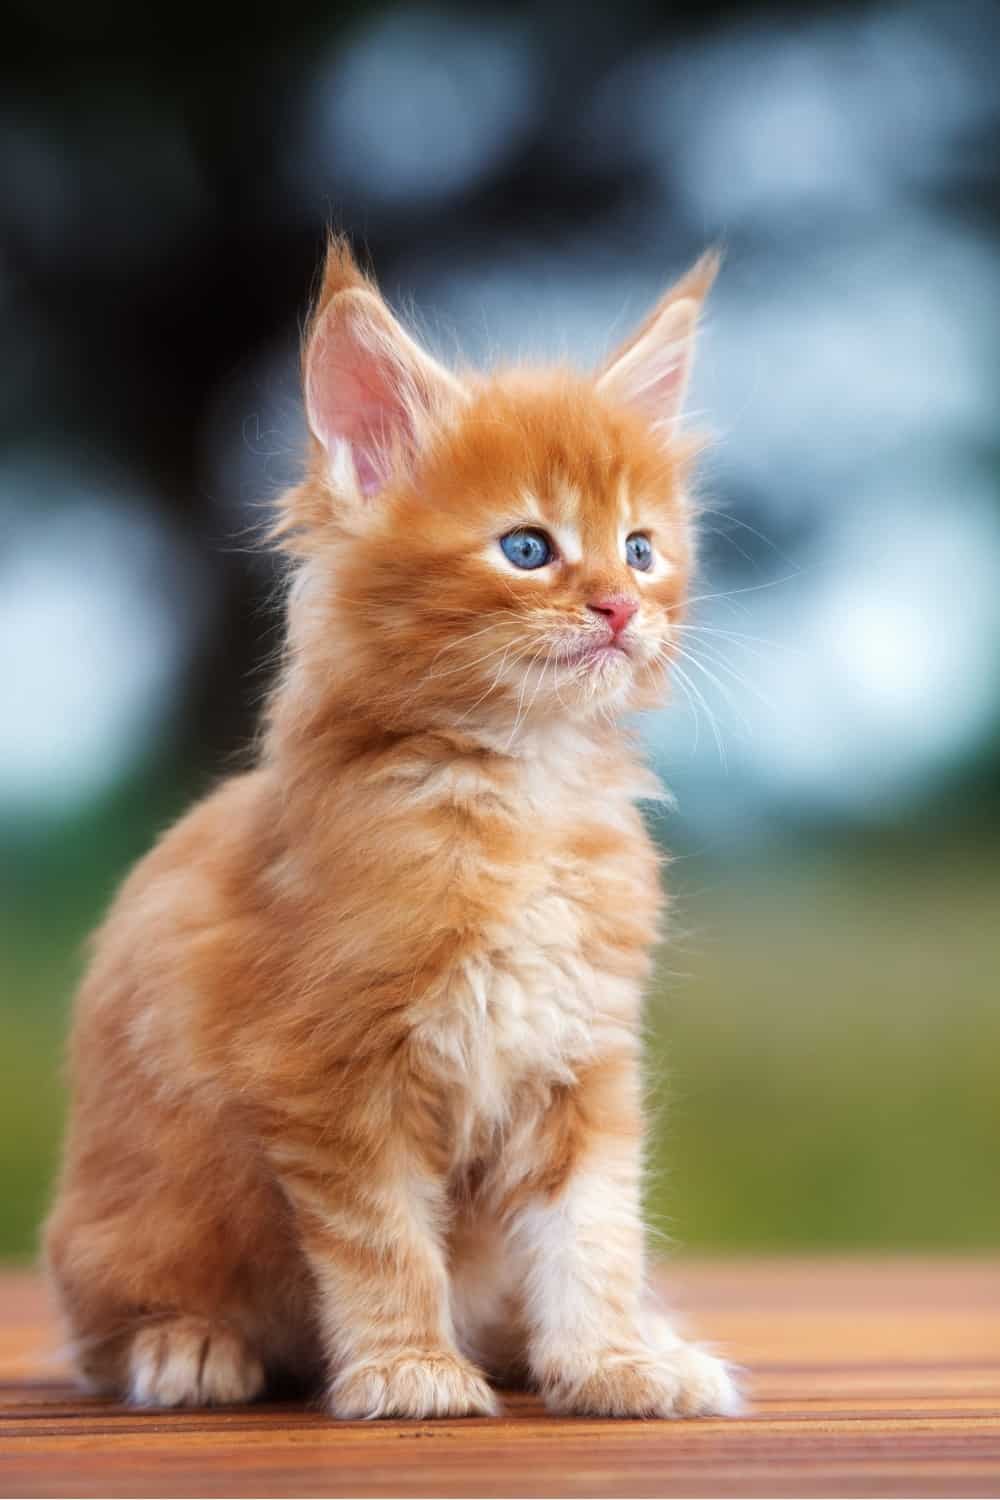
top-left (500, 529), bottom-right (553, 570)
top-left (626, 533), bottom-right (653, 571)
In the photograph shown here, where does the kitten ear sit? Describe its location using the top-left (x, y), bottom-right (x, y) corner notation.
top-left (596, 250), bottom-right (720, 435)
top-left (304, 238), bottom-right (464, 499)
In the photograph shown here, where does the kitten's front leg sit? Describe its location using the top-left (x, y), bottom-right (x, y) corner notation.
top-left (508, 1055), bottom-right (739, 1418)
top-left (268, 1107), bottom-right (497, 1420)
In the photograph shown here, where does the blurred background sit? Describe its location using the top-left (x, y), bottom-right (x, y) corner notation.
top-left (3, 0), bottom-right (999, 1262)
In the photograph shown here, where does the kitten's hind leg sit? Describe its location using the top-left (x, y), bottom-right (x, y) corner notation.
top-left (127, 1316), bottom-right (266, 1408)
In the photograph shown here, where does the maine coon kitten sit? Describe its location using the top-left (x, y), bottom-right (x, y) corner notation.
top-left (44, 239), bottom-right (740, 1421)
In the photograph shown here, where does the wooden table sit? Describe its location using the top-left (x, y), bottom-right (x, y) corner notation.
top-left (2, 1261), bottom-right (999, 1498)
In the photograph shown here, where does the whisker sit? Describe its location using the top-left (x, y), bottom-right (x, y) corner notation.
top-left (675, 623), bottom-right (795, 655)
top-left (667, 667), bottom-right (703, 757)
top-left (504, 641), bottom-right (549, 749)
top-left (673, 634), bottom-right (777, 714)
top-left (421, 613), bottom-right (532, 671)
top-left (696, 506), bottom-right (799, 570)
top-left (668, 643), bottom-right (755, 737)
top-left (684, 570), bottom-right (802, 612)
top-left (451, 638), bottom-right (538, 725)
top-left (422, 634), bottom-right (535, 685)
top-left (668, 658), bottom-right (727, 768)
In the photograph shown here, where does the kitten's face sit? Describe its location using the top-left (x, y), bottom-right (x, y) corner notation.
top-left (335, 377), bottom-right (693, 729)
top-left (289, 239), bottom-right (715, 738)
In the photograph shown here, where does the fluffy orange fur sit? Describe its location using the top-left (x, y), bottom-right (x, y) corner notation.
top-left (44, 239), bottom-right (739, 1420)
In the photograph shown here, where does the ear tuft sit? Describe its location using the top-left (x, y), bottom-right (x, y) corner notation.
top-left (308, 234), bottom-right (372, 333)
top-left (664, 247), bottom-right (722, 306)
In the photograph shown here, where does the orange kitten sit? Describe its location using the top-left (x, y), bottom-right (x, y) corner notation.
top-left (44, 240), bottom-right (739, 1420)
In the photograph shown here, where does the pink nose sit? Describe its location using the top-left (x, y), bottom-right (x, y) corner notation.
top-left (588, 596), bottom-right (639, 638)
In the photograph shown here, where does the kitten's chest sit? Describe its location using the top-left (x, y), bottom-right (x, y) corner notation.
top-left (411, 782), bottom-right (660, 1135)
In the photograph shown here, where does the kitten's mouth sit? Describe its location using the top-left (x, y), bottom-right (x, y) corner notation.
top-left (560, 638), bottom-right (632, 668)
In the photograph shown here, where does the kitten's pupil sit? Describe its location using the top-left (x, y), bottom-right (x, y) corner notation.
top-left (626, 533), bottom-right (653, 571)
top-left (500, 529), bottom-right (553, 570)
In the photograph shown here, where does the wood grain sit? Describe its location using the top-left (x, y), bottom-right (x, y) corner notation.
top-left (2, 1260), bottom-right (999, 1498)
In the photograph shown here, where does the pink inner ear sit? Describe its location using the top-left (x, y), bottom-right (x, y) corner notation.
top-left (306, 310), bottom-right (413, 497)
top-left (597, 297), bottom-right (698, 433)
top-left (352, 446), bottom-right (385, 497)
top-left (638, 356), bottom-right (685, 419)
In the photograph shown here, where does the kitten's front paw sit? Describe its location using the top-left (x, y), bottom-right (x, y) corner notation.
top-left (659, 1340), bottom-right (743, 1417)
top-left (541, 1342), bottom-right (741, 1419)
top-left (330, 1351), bottom-right (499, 1420)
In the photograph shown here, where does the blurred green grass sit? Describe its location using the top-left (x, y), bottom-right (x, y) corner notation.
top-left (645, 848), bottom-right (1000, 1248)
top-left (2, 914), bottom-right (78, 1261)
top-left (3, 834), bottom-right (999, 1262)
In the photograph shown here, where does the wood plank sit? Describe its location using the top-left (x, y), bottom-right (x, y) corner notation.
top-left (1, 1261), bottom-right (998, 1497)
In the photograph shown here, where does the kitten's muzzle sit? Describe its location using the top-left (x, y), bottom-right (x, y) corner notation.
top-left (587, 596), bottom-right (639, 638)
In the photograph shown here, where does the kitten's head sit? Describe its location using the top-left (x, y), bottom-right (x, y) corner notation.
top-left (277, 239), bottom-right (716, 739)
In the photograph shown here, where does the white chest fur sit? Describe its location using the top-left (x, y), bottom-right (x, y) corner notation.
top-left (406, 728), bottom-right (654, 1150)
